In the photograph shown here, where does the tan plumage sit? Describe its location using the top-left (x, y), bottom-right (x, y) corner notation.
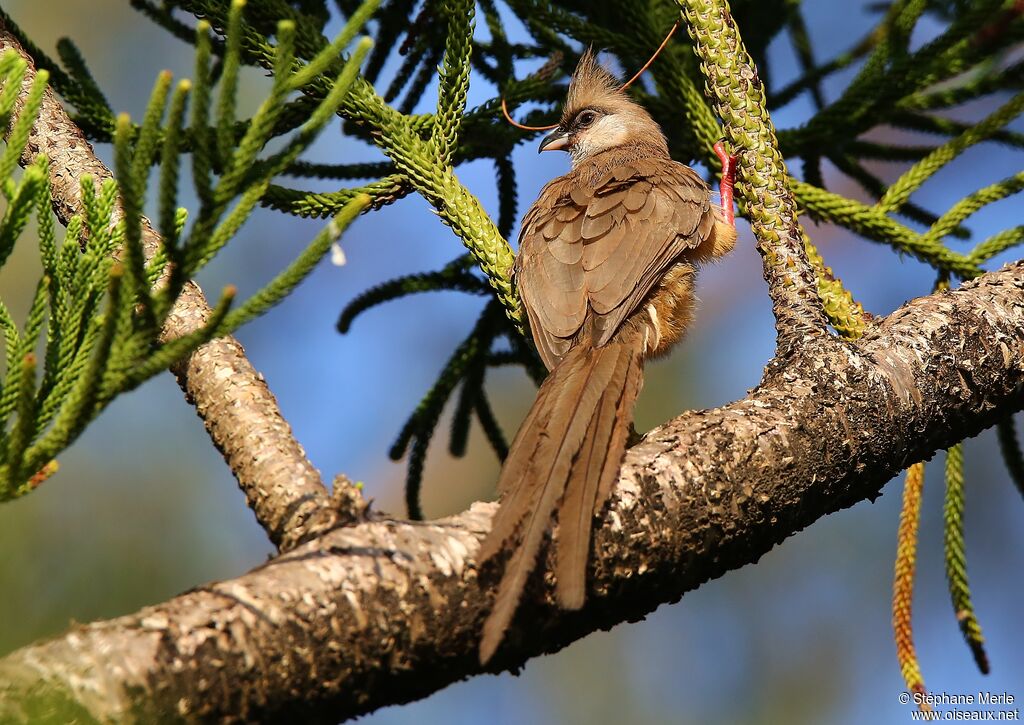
top-left (479, 50), bottom-right (736, 664)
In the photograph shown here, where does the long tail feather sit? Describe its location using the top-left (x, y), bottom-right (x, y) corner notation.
top-left (479, 340), bottom-right (643, 663)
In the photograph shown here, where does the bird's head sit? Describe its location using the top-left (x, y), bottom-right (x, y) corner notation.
top-left (539, 49), bottom-right (669, 164)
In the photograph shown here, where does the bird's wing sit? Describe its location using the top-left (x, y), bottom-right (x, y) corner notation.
top-left (515, 157), bottom-right (714, 369)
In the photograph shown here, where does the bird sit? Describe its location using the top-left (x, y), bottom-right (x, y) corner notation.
top-left (478, 48), bottom-right (738, 664)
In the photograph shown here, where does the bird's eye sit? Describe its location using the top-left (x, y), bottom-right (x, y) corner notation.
top-left (576, 110), bottom-right (597, 128)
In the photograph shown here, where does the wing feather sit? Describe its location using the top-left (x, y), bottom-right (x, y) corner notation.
top-left (516, 157), bottom-right (715, 367)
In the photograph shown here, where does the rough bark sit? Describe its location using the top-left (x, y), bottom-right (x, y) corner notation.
top-left (0, 262), bottom-right (1021, 723)
top-left (0, 23), bottom-right (363, 551)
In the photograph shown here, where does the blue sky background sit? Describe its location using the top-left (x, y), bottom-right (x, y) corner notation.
top-left (0, 2), bottom-right (1021, 723)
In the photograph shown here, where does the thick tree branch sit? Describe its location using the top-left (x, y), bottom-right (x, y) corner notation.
top-left (0, 263), bottom-right (1021, 723)
top-left (0, 22), bottom-right (360, 550)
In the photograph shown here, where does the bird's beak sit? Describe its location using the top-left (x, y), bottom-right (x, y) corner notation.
top-left (538, 128), bottom-right (569, 153)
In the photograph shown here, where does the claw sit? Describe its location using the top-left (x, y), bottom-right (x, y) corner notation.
top-left (713, 139), bottom-right (737, 228)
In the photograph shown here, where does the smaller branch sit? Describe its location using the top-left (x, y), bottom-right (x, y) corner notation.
top-left (0, 21), bottom-right (356, 550)
top-left (677, 0), bottom-right (828, 356)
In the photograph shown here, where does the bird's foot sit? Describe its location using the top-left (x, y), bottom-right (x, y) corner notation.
top-left (713, 139), bottom-right (738, 227)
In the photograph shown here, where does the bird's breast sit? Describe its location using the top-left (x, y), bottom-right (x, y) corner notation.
top-left (642, 261), bottom-right (697, 359)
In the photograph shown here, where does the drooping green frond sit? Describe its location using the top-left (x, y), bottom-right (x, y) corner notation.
top-left (943, 443), bottom-right (990, 675)
top-left (921, 171), bottom-right (1024, 249)
top-left (878, 92), bottom-right (1024, 213)
top-left (390, 299), bottom-right (519, 519)
top-left (970, 225), bottom-right (1024, 265)
top-left (262, 176), bottom-right (408, 217)
top-left (220, 194), bottom-right (370, 332)
top-left (0, 3), bottom-right (377, 499)
top-left (0, 67), bottom-right (47, 197)
top-left (893, 462), bottom-right (928, 705)
top-left (337, 256), bottom-right (487, 333)
top-left (830, 154), bottom-right (970, 239)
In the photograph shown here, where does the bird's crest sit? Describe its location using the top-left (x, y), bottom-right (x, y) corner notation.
top-left (561, 48), bottom-right (622, 123)
top-left (500, 22), bottom-right (679, 132)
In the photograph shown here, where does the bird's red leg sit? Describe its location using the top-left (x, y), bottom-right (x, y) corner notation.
top-left (713, 140), bottom-right (737, 227)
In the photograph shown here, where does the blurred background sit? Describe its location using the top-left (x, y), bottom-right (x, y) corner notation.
top-left (0, 2), bottom-right (1021, 723)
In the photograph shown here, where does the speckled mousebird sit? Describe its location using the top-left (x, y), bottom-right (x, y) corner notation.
top-left (479, 49), bottom-right (738, 664)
